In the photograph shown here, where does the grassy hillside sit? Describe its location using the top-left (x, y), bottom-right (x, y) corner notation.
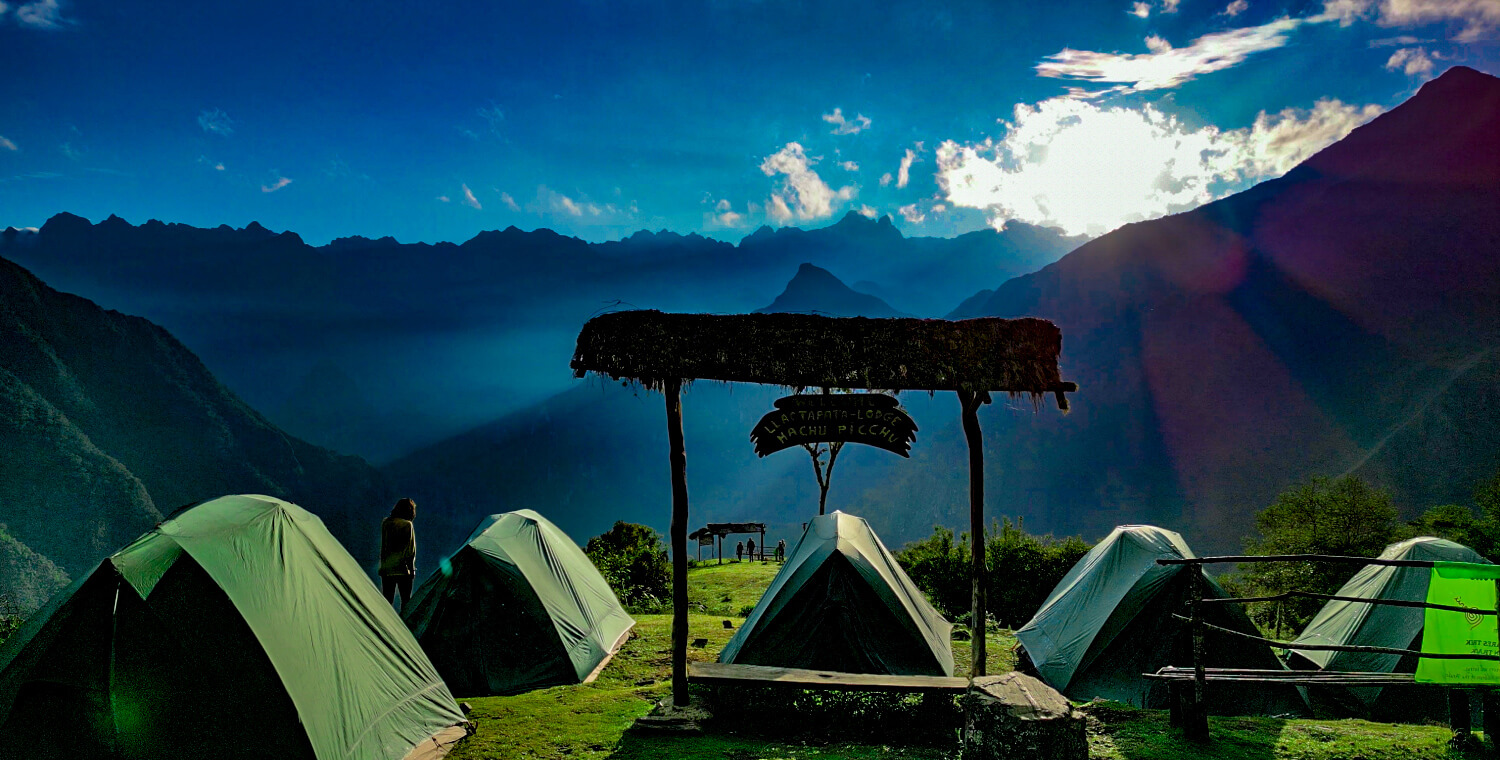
top-left (444, 561), bottom-right (1485, 760)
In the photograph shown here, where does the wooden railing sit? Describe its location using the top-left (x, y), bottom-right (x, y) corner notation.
top-left (1156, 554), bottom-right (1500, 742)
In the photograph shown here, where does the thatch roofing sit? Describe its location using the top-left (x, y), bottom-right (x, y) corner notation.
top-left (570, 310), bottom-right (1072, 404)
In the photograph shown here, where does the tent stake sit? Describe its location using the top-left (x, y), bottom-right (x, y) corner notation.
top-left (960, 389), bottom-right (987, 677)
top-left (666, 379), bottom-right (690, 707)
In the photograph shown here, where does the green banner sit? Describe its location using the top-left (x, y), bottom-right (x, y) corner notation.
top-left (1416, 563), bottom-right (1500, 684)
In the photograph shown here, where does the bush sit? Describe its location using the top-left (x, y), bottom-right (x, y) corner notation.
top-left (1232, 475), bottom-right (1403, 633)
top-left (585, 522), bottom-right (671, 608)
top-left (895, 518), bottom-right (1091, 629)
top-left (0, 594), bottom-right (22, 649)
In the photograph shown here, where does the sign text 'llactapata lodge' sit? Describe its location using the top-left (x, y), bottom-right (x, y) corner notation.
top-left (750, 393), bottom-right (918, 457)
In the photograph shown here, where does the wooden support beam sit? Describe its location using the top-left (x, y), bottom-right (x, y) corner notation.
top-left (959, 389), bottom-right (988, 677)
top-left (665, 379), bottom-right (690, 707)
top-left (1186, 568), bottom-right (1209, 742)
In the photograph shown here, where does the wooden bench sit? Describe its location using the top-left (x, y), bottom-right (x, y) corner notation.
top-left (688, 661), bottom-right (969, 694)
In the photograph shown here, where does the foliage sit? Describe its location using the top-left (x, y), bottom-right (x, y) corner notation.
top-left (585, 521), bottom-right (671, 609)
top-left (1233, 475), bottom-right (1403, 632)
top-left (1409, 469), bottom-right (1500, 560)
top-left (894, 518), bottom-right (1091, 628)
top-left (0, 594), bottom-right (22, 649)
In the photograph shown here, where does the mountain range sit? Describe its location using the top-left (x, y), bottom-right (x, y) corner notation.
top-left (1, 210), bottom-right (1083, 462)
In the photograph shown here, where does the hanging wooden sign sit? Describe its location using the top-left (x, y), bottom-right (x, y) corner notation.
top-left (751, 393), bottom-right (918, 457)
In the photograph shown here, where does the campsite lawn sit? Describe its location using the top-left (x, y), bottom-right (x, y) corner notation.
top-left (445, 561), bottom-right (1493, 760)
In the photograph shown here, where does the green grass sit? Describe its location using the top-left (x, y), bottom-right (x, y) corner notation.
top-left (1084, 701), bottom-right (1490, 760)
top-left (446, 561), bottom-right (1487, 760)
top-left (685, 560), bottom-right (783, 616)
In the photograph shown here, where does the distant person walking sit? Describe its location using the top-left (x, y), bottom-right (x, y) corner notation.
top-left (747, 538), bottom-right (756, 561)
top-left (736, 541), bottom-right (744, 562)
top-left (380, 497), bottom-right (418, 611)
top-left (776, 539), bottom-right (786, 562)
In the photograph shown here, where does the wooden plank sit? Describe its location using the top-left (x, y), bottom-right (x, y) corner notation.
top-left (1144, 667), bottom-right (1417, 685)
top-left (688, 661), bottom-right (968, 694)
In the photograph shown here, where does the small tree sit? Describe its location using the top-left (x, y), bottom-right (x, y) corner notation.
top-left (1236, 475), bottom-right (1402, 633)
top-left (585, 522), bottom-right (671, 609)
top-left (803, 441), bottom-right (844, 516)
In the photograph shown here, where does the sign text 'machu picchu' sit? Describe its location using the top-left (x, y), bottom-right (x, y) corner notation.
top-left (750, 393), bottom-right (918, 457)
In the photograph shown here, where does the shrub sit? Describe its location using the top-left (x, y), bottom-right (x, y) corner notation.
top-left (1233, 475), bottom-right (1403, 632)
top-left (585, 522), bottom-right (671, 608)
top-left (895, 518), bottom-right (1091, 629)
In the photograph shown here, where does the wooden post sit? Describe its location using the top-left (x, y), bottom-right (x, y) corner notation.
top-left (717, 534), bottom-right (722, 565)
top-left (760, 529), bottom-right (766, 562)
top-left (1186, 565), bottom-right (1209, 741)
top-left (959, 389), bottom-right (987, 677)
top-left (665, 379), bottom-right (690, 708)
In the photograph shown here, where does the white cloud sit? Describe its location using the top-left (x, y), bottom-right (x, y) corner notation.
top-left (1319, 0), bottom-right (1500, 40)
top-left (1385, 46), bottom-right (1436, 74)
top-left (436, 195), bottom-right (451, 203)
top-left (879, 172), bottom-right (893, 187)
top-left (500, 191), bottom-right (520, 211)
top-left (1131, 2), bottom-right (1152, 17)
top-left (898, 203), bottom-right (925, 223)
top-left (0, 136), bottom-right (16, 151)
top-left (1037, 17), bottom-right (1307, 92)
top-left (840, 160), bottom-right (860, 171)
top-left (261, 176), bottom-right (292, 193)
top-left (932, 203), bottom-right (947, 214)
top-left (1224, 0), bottom-right (1250, 15)
top-left (857, 204), bottom-right (878, 219)
top-left (59, 142), bottom-right (81, 161)
top-left (760, 142), bottom-right (857, 223)
top-left (16, 0), bottom-right (65, 28)
top-left (1162, 0), bottom-right (1181, 12)
top-left (896, 148), bottom-right (919, 188)
top-left (823, 107), bottom-right (872, 135)
top-left (460, 183), bottom-right (482, 209)
top-left (706, 198), bottom-right (745, 227)
top-left (534, 186), bottom-right (616, 218)
top-left (1369, 34), bottom-right (1428, 45)
top-left (0, 2), bottom-right (8, 17)
top-left (936, 96), bottom-right (1380, 236)
top-left (198, 109), bottom-right (234, 136)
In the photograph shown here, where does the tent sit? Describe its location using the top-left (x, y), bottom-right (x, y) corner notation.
top-left (718, 510), bottom-right (953, 676)
top-left (402, 510), bottom-right (636, 696)
top-left (1015, 524), bottom-right (1307, 714)
top-left (1288, 536), bottom-right (1492, 720)
top-left (0, 494), bottom-right (467, 760)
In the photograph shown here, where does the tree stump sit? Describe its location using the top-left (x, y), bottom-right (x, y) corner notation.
top-left (961, 673), bottom-right (1086, 760)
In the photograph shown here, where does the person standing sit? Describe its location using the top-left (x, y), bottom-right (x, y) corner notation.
top-left (746, 537), bottom-right (756, 562)
top-left (736, 541), bottom-right (744, 561)
top-left (776, 539), bottom-right (786, 562)
top-left (380, 497), bottom-right (418, 611)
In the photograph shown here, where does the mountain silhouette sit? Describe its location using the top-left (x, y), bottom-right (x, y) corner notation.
top-left (946, 66), bottom-right (1500, 542)
top-left (0, 252), bottom-right (394, 607)
top-left (756, 262), bottom-right (909, 317)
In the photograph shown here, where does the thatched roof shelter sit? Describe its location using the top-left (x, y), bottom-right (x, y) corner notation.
top-left (570, 310), bottom-right (1071, 405)
top-left (571, 308), bottom-right (1076, 706)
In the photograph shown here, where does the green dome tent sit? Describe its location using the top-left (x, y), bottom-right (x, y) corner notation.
top-left (0, 494), bottom-right (467, 760)
top-left (718, 511), bottom-right (953, 676)
top-left (1288, 536), bottom-right (1492, 721)
top-left (1015, 525), bottom-right (1307, 714)
top-left (401, 510), bottom-right (635, 696)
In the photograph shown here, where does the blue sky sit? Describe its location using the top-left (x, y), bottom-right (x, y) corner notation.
top-left (2, 0), bottom-right (1496, 245)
